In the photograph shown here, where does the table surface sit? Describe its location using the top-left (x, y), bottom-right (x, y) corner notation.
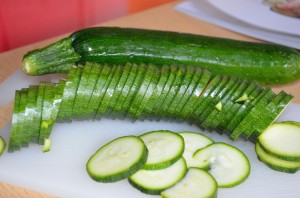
top-left (0, 1), bottom-right (299, 197)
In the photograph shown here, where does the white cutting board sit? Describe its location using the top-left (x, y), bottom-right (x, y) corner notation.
top-left (0, 70), bottom-right (300, 198)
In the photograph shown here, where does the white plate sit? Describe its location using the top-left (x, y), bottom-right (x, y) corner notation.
top-left (207, 0), bottom-right (300, 36)
top-left (175, 1), bottom-right (300, 49)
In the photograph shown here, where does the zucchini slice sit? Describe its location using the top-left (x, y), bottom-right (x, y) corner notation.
top-left (108, 63), bottom-right (132, 118)
top-left (23, 85), bottom-right (39, 145)
top-left (57, 66), bottom-right (83, 122)
top-left (202, 76), bottom-right (238, 131)
top-left (0, 136), bottom-right (6, 155)
top-left (81, 63), bottom-right (102, 119)
top-left (194, 76), bottom-right (230, 127)
top-left (161, 168), bottom-right (218, 198)
top-left (258, 122), bottom-right (300, 162)
top-left (153, 65), bottom-right (177, 119)
top-left (39, 82), bottom-right (56, 144)
top-left (193, 142), bottom-right (250, 188)
top-left (167, 66), bottom-right (195, 118)
top-left (135, 65), bottom-right (160, 119)
top-left (113, 63), bottom-right (138, 116)
top-left (46, 79), bottom-right (66, 135)
top-left (32, 82), bottom-right (46, 143)
top-left (8, 90), bottom-right (21, 152)
top-left (179, 132), bottom-right (214, 168)
top-left (143, 65), bottom-right (170, 117)
top-left (175, 67), bottom-right (207, 120)
top-left (86, 136), bottom-right (148, 183)
top-left (129, 157), bottom-right (187, 195)
top-left (224, 81), bottom-right (262, 135)
top-left (88, 64), bottom-right (113, 119)
top-left (162, 65), bottom-right (186, 118)
top-left (96, 65), bottom-right (124, 118)
top-left (128, 64), bottom-right (155, 119)
top-left (42, 138), bottom-right (51, 153)
top-left (191, 75), bottom-right (223, 125)
top-left (72, 62), bottom-right (93, 119)
top-left (255, 141), bottom-right (300, 173)
top-left (122, 63), bottom-right (146, 118)
top-left (246, 91), bottom-right (293, 142)
top-left (16, 88), bottom-right (28, 148)
top-left (140, 130), bottom-right (184, 170)
top-left (215, 80), bottom-right (250, 132)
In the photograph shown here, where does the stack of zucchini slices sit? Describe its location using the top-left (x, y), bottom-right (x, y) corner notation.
top-left (256, 121), bottom-right (300, 173)
top-left (8, 62), bottom-right (292, 151)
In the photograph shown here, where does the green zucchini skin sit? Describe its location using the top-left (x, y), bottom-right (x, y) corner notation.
top-left (22, 27), bottom-right (300, 85)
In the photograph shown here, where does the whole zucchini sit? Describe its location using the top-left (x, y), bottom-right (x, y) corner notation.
top-left (22, 27), bottom-right (300, 85)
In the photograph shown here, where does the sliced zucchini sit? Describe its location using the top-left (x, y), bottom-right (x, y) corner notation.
top-left (8, 90), bottom-right (21, 152)
top-left (235, 93), bottom-right (253, 103)
top-left (191, 75), bottom-right (224, 125)
top-left (72, 62), bottom-right (93, 119)
top-left (215, 101), bottom-right (222, 111)
top-left (96, 65), bottom-right (123, 118)
top-left (32, 82), bottom-right (46, 143)
top-left (161, 168), bottom-right (218, 198)
top-left (255, 141), bottom-right (300, 173)
top-left (143, 65), bottom-right (170, 117)
top-left (153, 65), bottom-right (177, 119)
top-left (167, 66), bottom-right (194, 117)
top-left (42, 138), bottom-right (51, 153)
top-left (246, 91), bottom-right (293, 142)
top-left (108, 62), bottom-right (132, 118)
top-left (77, 62), bottom-right (101, 120)
top-left (95, 65), bottom-right (121, 119)
top-left (135, 65), bottom-right (160, 119)
top-left (215, 80), bottom-right (250, 132)
top-left (39, 82), bottom-right (56, 144)
top-left (162, 65), bottom-right (186, 118)
top-left (56, 66), bottom-right (77, 122)
top-left (88, 64), bottom-right (114, 119)
top-left (128, 64), bottom-right (155, 119)
top-left (258, 121), bottom-right (300, 162)
top-left (122, 63), bottom-right (146, 116)
top-left (86, 136), bottom-right (148, 183)
top-left (7, 63), bottom-right (294, 152)
top-left (57, 66), bottom-right (83, 122)
top-left (0, 136), bottom-right (6, 155)
top-left (193, 142), bottom-right (250, 188)
top-left (16, 88), bottom-right (28, 148)
top-left (46, 79), bottom-right (66, 137)
top-left (113, 63), bottom-right (138, 116)
top-left (129, 157), bottom-right (187, 195)
top-left (195, 76), bottom-right (230, 127)
top-left (175, 67), bottom-right (208, 120)
top-left (224, 81), bottom-right (262, 135)
top-left (179, 132), bottom-right (214, 168)
top-left (140, 130), bottom-right (184, 170)
top-left (201, 76), bottom-right (238, 131)
top-left (234, 87), bottom-right (276, 140)
top-left (23, 85), bottom-right (39, 145)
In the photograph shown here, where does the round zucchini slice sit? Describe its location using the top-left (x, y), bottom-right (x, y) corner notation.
top-left (86, 136), bottom-right (148, 183)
